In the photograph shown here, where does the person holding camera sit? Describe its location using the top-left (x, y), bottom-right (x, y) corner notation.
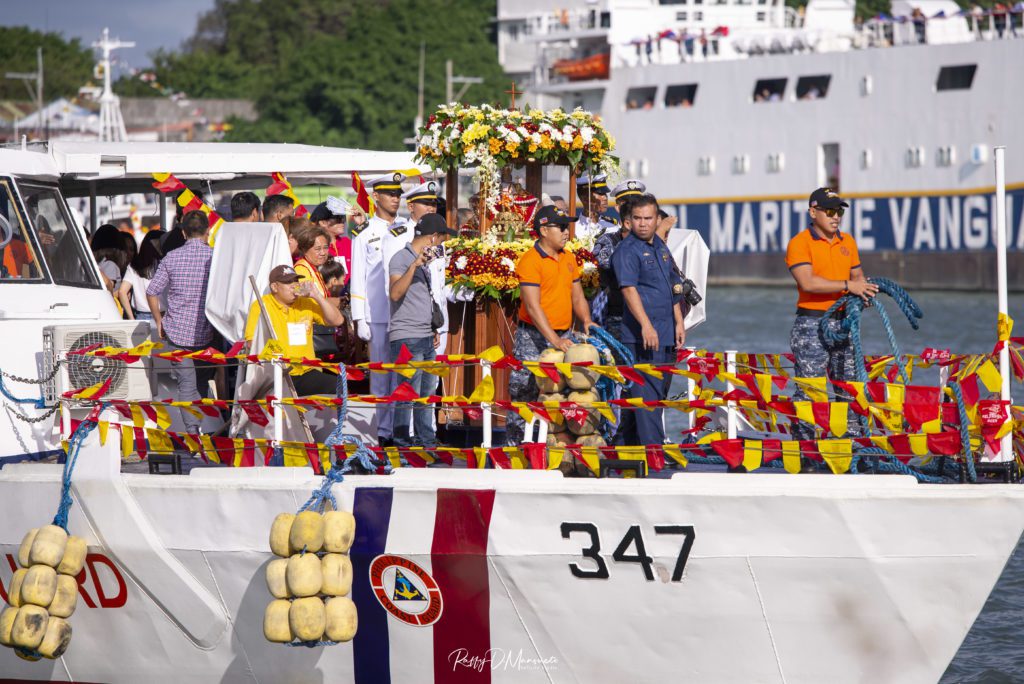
top-left (387, 214), bottom-right (456, 449)
top-left (611, 193), bottom-right (687, 447)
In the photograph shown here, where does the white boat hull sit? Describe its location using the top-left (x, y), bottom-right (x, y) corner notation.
top-left (1, 434), bottom-right (1022, 683)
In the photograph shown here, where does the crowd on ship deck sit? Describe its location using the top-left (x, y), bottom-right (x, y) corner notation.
top-left (7, 172), bottom-right (872, 464)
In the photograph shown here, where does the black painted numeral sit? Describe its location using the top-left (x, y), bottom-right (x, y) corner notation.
top-left (611, 525), bottom-right (655, 581)
top-left (654, 525), bottom-right (696, 582)
top-left (561, 522), bottom-right (610, 579)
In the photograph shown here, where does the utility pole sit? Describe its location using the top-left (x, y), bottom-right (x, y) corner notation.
top-left (445, 60), bottom-right (483, 105)
top-left (416, 41), bottom-right (425, 131)
top-left (6, 47), bottom-right (45, 140)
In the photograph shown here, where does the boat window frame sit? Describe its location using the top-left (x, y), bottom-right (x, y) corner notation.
top-left (795, 74), bottom-right (831, 100)
top-left (753, 78), bottom-right (787, 103)
top-left (936, 64), bottom-right (977, 92)
top-left (665, 83), bottom-right (699, 107)
top-left (14, 179), bottom-right (102, 290)
top-left (625, 86), bottom-right (658, 111)
top-left (0, 176), bottom-right (48, 284)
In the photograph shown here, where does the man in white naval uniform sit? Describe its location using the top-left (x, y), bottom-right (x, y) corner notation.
top-left (381, 181), bottom-right (450, 356)
top-left (350, 171), bottom-right (405, 445)
top-left (574, 173), bottom-right (619, 242)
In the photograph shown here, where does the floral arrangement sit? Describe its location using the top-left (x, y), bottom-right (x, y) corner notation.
top-left (445, 234), bottom-right (600, 302)
top-left (415, 103), bottom-right (619, 214)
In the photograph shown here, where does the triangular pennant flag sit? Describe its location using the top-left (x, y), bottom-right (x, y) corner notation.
top-left (742, 440), bottom-right (762, 471)
top-left (818, 439), bottom-right (852, 474)
top-left (782, 441), bottom-right (801, 474)
top-left (829, 402), bottom-right (849, 438)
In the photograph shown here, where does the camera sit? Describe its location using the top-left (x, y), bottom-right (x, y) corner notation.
top-left (680, 278), bottom-right (702, 307)
top-left (422, 245), bottom-right (445, 263)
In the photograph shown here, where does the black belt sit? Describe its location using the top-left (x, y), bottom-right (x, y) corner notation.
top-left (518, 321), bottom-right (568, 335)
top-left (796, 308), bottom-right (826, 318)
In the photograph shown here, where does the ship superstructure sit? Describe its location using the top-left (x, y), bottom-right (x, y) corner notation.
top-left (497, 0), bottom-right (1024, 286)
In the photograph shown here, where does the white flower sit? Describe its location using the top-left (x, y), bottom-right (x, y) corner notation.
top-left (500, 257), bottom-right (516, 271)
top-left (531, 132), bottom-right (541, 144)
top-left (582, 261), bottom-right (597, 274)
top-left (507, 131), bottom-right (521, 145)
top-left (580, 126), bottom-right (595, 143)
top-left (562, 125), bottom-right (575, 138)
top-left (455, 255), bottom-right (469, 270)
top-left (517, 126), bottom-right (529, 137)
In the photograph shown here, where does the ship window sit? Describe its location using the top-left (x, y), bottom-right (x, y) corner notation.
top-left (677, 11), bottom-right (688, 19)
top-left (600, 11), bottom-right (611, 27)
top-left (659, 0), bottom-right (687, 4)
top-left (698, 156), bottom-right (715, 176)
top-left (665, 84), bottom-right (698, 107)
top-left (936, 65), bottom-right (976, 91)
top-left (796, 75), bottom-right (831, 100)
top-left (753, 78), bottom-right (786, 102)
top-left (626, 87), bottom-right (657, 110)
top-left (757, 11), bottom-right (766, 20)
top-left (0, 180), bottom-right (44, 282)
top-left (18, 183), bottom-right (99, 289)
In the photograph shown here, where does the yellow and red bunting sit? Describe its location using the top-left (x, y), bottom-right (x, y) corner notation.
top-left (351, 171), bottom-right (375, 217)
top-left (267, 172), bottom-right (309, 218)
top-left (150, 172), bottom-right (226, 242)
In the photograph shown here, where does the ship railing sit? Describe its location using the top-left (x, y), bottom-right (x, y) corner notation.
top-left (521, 9), bottom-right (605, 38)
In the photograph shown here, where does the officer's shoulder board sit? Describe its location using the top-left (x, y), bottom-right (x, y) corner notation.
top-left (390, 224), bottom-right (408, 237)
top-left (351, 224), bottom-right (365, 237)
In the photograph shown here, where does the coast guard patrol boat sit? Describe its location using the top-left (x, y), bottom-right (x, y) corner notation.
top-left (498, 0), bottom-right (1024, 288)
top-left (0, 142), bottom-right (1022, 683)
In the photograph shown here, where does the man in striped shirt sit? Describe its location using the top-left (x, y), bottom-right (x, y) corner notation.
top-left (147, 210), bottom-right (217, 435)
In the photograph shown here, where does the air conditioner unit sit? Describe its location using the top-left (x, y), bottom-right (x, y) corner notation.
top-left (43, 322), bottom-right (153, 405)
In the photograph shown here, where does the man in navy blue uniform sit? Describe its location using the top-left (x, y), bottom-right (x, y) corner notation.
top-left (611, 193), bottom-right (686, 447)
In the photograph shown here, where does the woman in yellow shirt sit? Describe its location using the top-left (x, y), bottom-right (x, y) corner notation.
top-left (244, 264), bottom-right (345, 396)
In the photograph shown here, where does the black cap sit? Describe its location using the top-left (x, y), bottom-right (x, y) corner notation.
top-left (533, 205), bottom-right (577, 233)
top-left (809, 187), bottom-right (849, 209)
top-left (414, 213), bottom-right (457, 237)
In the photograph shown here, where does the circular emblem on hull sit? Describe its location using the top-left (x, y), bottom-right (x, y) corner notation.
top-left (369, 554), bottom-right (443, 627)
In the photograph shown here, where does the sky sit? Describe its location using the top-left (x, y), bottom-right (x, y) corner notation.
top-left (2, 0), bottom-right (216, 71)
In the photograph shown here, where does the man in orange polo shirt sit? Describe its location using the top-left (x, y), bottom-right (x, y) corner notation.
top-left (786, 187), bottom-right (878, 442)
top-left (506, 205), bottom-right (595, 447)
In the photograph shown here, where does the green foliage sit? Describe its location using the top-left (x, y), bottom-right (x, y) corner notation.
top-left (127, 0), bottom-right (509, 149)
top-left (0, 27), bottom-right (94, 101)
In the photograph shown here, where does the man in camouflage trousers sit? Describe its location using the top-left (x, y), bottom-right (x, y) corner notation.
top-left (786, 187), bottom-right (878, 442)
top-left (506, 206), bottom-right (594, 447)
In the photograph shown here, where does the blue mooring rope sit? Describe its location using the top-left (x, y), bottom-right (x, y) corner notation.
top-left (819, 276), bottom-right (923, 385)
top-left (0, 373), bottom-right (47, 409)
top-left (286, 367), bottom-right (379, 649)
top-left (52, 409), bottom-right (104, 530)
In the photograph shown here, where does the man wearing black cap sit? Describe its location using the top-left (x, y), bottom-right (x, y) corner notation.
top-left (786, 187), bottom-right (878, 443)
top-left (387, 214), bottom-right (456, 448)
top-left (243, 264), bottom-right (345, 396)
top-left (506, 205), bottom-right (595, 447)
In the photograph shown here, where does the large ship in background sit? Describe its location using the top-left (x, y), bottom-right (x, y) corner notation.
top-left (497, 0), bottom-right (1024, 289)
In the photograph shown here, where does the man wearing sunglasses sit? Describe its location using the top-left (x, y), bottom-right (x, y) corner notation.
top-left (786, 187), bottom-right (878, 444)
top-left (506, 205), bottom-right (595, 447)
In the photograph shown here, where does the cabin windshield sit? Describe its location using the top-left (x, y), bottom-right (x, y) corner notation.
top-left (14, 182), bottom-right (99, 289)
top-left (0, 180), bottom-right (45, 282)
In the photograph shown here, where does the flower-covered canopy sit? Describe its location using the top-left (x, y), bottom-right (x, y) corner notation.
top-left (414, 103), bottom-right (617, 173)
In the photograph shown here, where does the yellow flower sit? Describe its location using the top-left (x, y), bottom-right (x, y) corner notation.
top-left (489, 138), bottom-right (503, 154)
top-left (560, 139), bottom-right (571, 150)
top-left (529, 109), bottom-right (544, 118)
top-left (572, 134), bottom-right (584, 150)
top-left (504, 140), bottom-right (518, 153)
top-left (528, 143), bottom-right (538, 153)
top-left (540, 134), bottom-right (554, 150)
